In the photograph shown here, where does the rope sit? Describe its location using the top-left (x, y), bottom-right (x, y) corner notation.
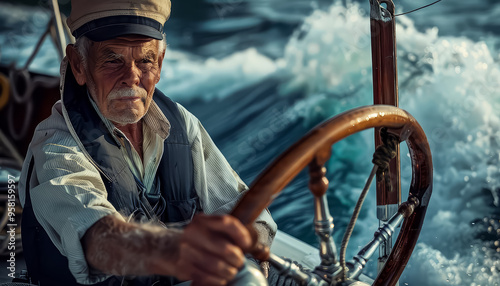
top-left (7, 68), bottom-right (34, 141)
top-left (395, 0), bottom-right (443, 17)
top-left (372, 128), bottom-right (399, 192)
top-left (338, 166), bottom-right (378, 282)
top-left (338, 128), bottom-right (400, 282)
top-left (49, 0), bottom-right (67, 58)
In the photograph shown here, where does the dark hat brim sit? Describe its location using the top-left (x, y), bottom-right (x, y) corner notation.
top-left (73, 16), bottom-right (164, 42)
top-left (83, 23), bottom-right (163, 42)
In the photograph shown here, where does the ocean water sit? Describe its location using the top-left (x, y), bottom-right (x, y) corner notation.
top-left (0, 0), bottom-right (499, 285)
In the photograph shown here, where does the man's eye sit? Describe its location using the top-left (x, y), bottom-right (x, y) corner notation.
top-left (140, 59), bottom-right (153, 64)
top-left (106, 59), bottom-right (120, 64)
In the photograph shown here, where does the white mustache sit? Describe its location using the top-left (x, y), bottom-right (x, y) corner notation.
top-left (108, 88), bottom-right (147, 100)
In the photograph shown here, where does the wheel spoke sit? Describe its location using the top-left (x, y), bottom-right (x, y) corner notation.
top-left (309, 158), bottom-right (341, 270)
top-left (349, 196), bottom-right (419, 280)
top-left (268, 253), bottom-right (328, 286)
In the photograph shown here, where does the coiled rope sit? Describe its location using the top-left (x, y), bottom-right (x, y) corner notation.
top-left (372, 128), bottom-right (399, 192)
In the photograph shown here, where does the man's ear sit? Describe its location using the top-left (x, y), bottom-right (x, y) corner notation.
top-left (66, 44), bottom-right (87, 86)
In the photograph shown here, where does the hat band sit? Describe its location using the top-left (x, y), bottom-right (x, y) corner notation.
top-left (73, 15), bottom-right (163, 40)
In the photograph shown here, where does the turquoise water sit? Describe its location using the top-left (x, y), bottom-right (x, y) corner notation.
top-left (1, 0), bottom-right (499, 285)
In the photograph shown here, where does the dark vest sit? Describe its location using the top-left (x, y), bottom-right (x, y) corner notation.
top-left (21, 67), bottom-right (200, 286)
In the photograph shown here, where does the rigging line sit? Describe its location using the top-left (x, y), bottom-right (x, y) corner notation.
top-left (394, 0), bottom-right (443, 16)
top-left (339, 165), bottom-right (378, 282)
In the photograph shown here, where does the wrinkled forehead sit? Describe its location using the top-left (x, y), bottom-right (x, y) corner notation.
top-left (90, 36), bottom-right (160, 57)
top-left (95, 35), bottom-right (160, 49)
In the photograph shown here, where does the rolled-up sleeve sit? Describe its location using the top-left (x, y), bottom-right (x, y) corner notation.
top-left (19, 103), bottom-right (116, 284)
top-left (176, 103), bottom-right (277, 235)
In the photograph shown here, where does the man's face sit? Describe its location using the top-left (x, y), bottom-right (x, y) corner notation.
top-left (84, 36), bottom-right (163, 125)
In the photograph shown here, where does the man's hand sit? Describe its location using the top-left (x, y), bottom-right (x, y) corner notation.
top-left (172, 214), bottom-right (253, 286)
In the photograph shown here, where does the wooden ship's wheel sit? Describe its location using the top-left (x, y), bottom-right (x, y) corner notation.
top-left (232, 105), bottom-right (433, 286)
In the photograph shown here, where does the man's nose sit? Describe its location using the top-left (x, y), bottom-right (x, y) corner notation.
top-left (121, 62), bottom-right (141, 87)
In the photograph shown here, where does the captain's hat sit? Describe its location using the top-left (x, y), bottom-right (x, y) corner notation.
top-left (67, 0), bottom-right (171, 42)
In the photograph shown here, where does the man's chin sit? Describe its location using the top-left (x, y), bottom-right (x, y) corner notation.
top-left (108, 113), bottom-right (143, 126)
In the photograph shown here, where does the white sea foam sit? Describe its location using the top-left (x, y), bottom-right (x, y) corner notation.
top-left (158, 48), bottom-right (277, 101)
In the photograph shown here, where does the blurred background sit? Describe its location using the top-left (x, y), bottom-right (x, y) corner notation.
top-left (0, 0), bottom-right (499, 285)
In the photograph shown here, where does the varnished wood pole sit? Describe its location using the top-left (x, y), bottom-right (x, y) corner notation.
top-left (370, 0), bottom-right (401, 217)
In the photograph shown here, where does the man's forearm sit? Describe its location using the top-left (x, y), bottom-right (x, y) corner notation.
top-left (82, 213), bottom-right (270, 282)
top-left (82, 214), bottom-right (181, 276)
top-left (83, 214), bottom-right (253, 284)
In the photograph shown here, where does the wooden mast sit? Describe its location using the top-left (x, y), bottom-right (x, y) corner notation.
top-left (369, 0), bottom-right (401, 276)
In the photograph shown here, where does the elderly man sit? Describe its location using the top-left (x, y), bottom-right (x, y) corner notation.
top-left (18, 0), bottom-right (276, 285)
